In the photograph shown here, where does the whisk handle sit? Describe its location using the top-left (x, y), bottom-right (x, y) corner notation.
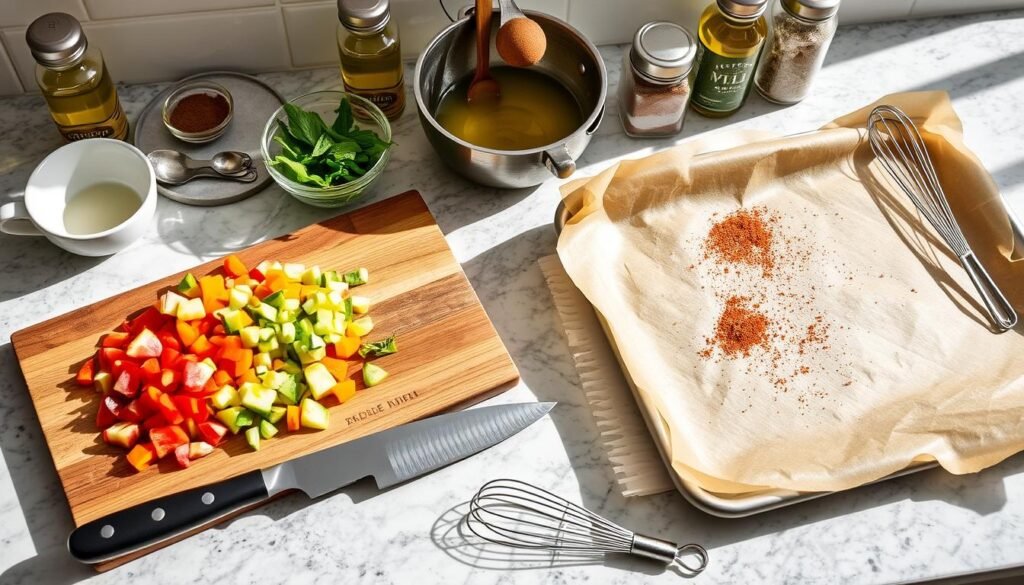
top-left (630, 534), bottom-right (679, 564)
top-left (960, 252), bottom-right (1018, 331)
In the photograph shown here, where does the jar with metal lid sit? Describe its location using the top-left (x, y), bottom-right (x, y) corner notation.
top-left (26, 12), bottom-right (128, 142)
top-left (754, 0), bottom-right (839, 104)
top-left (690, 0), bottom-right (769, 118)
top-left (337, 0), bottom-right (405, 120)
top-left (618, 22), bottom-right (696, 137)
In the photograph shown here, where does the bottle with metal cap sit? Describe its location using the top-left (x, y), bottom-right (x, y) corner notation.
top-left (618, 21), bottom-right (697, 137)
top-left (336, 0), bottom-right (405, 120)
top-left (26, 12), bottom-right (128, 142)
top-left (690, 0), bottom-right (769, 117)
top-left (754, 0), bottom-right (840, 104)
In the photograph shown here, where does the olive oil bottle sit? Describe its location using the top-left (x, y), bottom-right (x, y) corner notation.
top-left (337, 0), bottom-right (405, 120)
top-left (690, 0), bottom-right (768, 117)
top-left (26, 13), bottom-right (128, 142)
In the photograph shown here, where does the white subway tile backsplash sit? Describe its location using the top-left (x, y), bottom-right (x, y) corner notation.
top-left (910, 0), bottom-right (1024, 18)
top-left (83, 0), bottom-right (274, 21)
top-left (838, 0), bottom-right (914, 24)
top-left (0, 0), bottom-right (88, 28)
top-left (0, 41), bottom-right (24, 96)
top-left (3, 8), bottom-right (292, 87)
top-left (567, 0), bottom-right (701, 46)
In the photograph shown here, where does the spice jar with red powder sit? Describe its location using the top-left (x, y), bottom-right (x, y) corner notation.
top-left (618, 22), bottom-right (696, 137)
top-left (162, 81), bottom-right (234, 143)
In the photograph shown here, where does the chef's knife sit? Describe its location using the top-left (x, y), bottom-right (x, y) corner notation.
top-left (68, 401), bottom-right (555, 564)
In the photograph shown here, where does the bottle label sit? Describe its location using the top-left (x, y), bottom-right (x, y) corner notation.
top-left (691, 42), bottom-right (760, 114)
top-left (343, 77), bottom-right (406, 120)
top-left (58, 99), bottom-right (129, 142)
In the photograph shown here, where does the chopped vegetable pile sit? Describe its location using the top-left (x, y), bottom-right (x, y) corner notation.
top-left (270, 97), bottom-right (390, 188)
top-left (75, 255), bottom-right (395, 472)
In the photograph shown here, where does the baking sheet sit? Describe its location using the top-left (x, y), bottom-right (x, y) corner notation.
top-left (556, 91), bottom-right (1024, 495)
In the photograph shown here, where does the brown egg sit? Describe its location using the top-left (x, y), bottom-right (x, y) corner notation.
top-left (496, 17), bottom-right (547, 68)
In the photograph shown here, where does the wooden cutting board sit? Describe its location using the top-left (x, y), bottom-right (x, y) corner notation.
top-left (11, 190), bottom-right (519, 565)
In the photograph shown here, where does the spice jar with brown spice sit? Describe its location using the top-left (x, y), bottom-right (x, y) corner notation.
top-left (754, 0), bottom-right (839, 104)
top-left (618, 22), bottom-right (696, 138)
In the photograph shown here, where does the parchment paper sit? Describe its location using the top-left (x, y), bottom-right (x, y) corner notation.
top-left (557, 92), bottom-right (1024, 494)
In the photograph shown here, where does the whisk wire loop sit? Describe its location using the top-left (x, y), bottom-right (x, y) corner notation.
top-left (867, 105), bottom-right (1017, 331)
top-left (466, 479), bottom-right (707, 574)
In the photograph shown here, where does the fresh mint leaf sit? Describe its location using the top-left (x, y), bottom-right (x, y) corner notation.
top-left (311, 134), bottom-right (333, 157)
top-left (359, 334), bottom-right (397, 358)
top-left (282, 103), bottom-right (325, 146)
top-left (270, 155), bottom-right (330, 187)
top-left (328, 140), bottom-right (360, 161)
top-left (332, 99), bottom-right (354, 135)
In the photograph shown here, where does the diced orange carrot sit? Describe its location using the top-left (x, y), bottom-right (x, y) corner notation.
top-left (265, 270), bottom-right (288, 292)
top-left (224, 255), bottom-right (248, 278)
top-left (320, 356), bottom-right (348, 381)
top-left (126, 443), bottom-right (157, 472)
top-left (232, 349), bottom-right (253, 377)
top-left (176, 320), bottom-right (199, 347)
top-left (253, 284), bottom-right (272, 300)
top-left (284, 283), bottom-right (302, 300)
top-left (200, 275), bottom-right (228, 312)
top-left (209, 335), bottom-right (227, 347)
top-left (330, 380), bottom-right (357, 404)
top-left (213, 369), bottom-right (233, 387)
top-left (272, 359), bottom-right (287, 370)
top-left (286, 405), bottom-right (300, 431)
top-left (239, 369), bottom-right (260, 384)
top-left (333, 336), bottom-right (361, 359)
top-left (190, 335), bottom-right (213, 356)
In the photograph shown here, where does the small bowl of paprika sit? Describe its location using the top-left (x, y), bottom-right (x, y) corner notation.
top-left (161, 81), bottom-right (234, 143)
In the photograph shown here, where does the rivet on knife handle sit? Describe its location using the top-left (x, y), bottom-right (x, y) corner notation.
top-left (67, 469), bottom-right (268, 564)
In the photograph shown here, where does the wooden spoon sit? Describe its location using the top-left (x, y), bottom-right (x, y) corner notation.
top-left (467, 0), bottom-right (500, 103)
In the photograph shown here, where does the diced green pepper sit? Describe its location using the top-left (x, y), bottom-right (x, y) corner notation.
top-left (245, 426), bottom-right (261, 451)
top-left (259, 419), bottom-right (279, 440)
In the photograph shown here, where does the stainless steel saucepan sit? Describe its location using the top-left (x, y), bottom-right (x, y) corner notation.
top-left (414, 7), bottom-right (606, 188)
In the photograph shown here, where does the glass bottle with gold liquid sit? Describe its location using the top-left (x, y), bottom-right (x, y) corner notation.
top-left (690, 0), bottom-right (768, 117)
top-left (336, 0), bottom-right (405, 120)
top-left (26, 12), bottom-right (128, 141)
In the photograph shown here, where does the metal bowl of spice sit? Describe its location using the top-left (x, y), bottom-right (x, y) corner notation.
top-left (162, 81), bottom-right (234, 143)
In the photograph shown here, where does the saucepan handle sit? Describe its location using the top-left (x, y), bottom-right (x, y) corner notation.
top-left (0, 199), bottom-right (44, 236)
top-left (543, 145), bottom-right (576, 179)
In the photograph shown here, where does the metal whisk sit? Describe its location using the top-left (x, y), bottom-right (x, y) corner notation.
top-left (867, 104), bottom-right (1018, 331)
top-left (466, 479), bottom-right (708, 574)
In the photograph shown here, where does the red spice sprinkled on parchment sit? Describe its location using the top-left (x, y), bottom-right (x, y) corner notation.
top-left (705, 296), bottom-right (770, 357)
top-left (705, 208), bottom-right (775, 276)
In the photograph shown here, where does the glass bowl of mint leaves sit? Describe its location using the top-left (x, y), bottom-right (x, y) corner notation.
top-left (261, 91), bottom-right (392, 207)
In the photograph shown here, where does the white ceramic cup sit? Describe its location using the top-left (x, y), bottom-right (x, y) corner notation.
top-left (0, 138), bottom-right (156, 256)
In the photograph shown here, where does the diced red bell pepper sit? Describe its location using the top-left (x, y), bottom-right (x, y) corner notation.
top-left (102, 422), bottom-right (140, 449)
top-left (157, 330), bottom-right (181, 352)
top-left (98, 347), bottom-right (129, 371)
top-left (112, 364), bottom-right (143, 399)
top-left (150, 425), bottom-right (190, 458)
top-left (76, 358), bottom-right (96, 387)
top-left (182, 360), bottom-right (215, 393)
top-left (96, 398), bottom-right (117, 429)
top-left (101, 331), bottom-right (130, 348)
top-left (126, 328), bottom-right (163, 359)
top-left (104, 395), bottom-right (142, 423)
top-left (248, 267), bottom-right (265, 282)
top-left (153, 368), bottom-right (180, 393)
top-left (189, 441), bottom-right (214, 459)
top-left (197, 421), bottom-right (229, 446)
top-left (174, 443), bottom-right (192, 468)
top-left (223, 255), bottom-right (248, 278)
top-left (160, 347), bottom-right (182, 370)
top-left (173, 395), bottom-right (209, 422)
top-left (156, 393), bottom-right (184, 425)
top-left (138, 386), bottom-right (163, 416)
top-left (126, 443), bottom-right (158, 472)
top-left (142, 413), bottom-right (169, 431)
top-left (128, 307), bottom-right (166, 338)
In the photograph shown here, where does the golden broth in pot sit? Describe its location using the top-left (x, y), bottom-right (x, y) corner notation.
top-left (434, 67), bottom-right (583, 151)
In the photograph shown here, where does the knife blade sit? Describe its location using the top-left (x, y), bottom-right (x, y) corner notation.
top-left (68, 401), bottom-right (554, 564)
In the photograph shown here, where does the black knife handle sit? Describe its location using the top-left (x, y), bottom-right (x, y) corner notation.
top-left (68, 469), bottom-right (268, 564)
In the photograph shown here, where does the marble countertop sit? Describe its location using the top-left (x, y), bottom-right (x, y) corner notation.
top-left (3, 9), bottom-right (1024, 585)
